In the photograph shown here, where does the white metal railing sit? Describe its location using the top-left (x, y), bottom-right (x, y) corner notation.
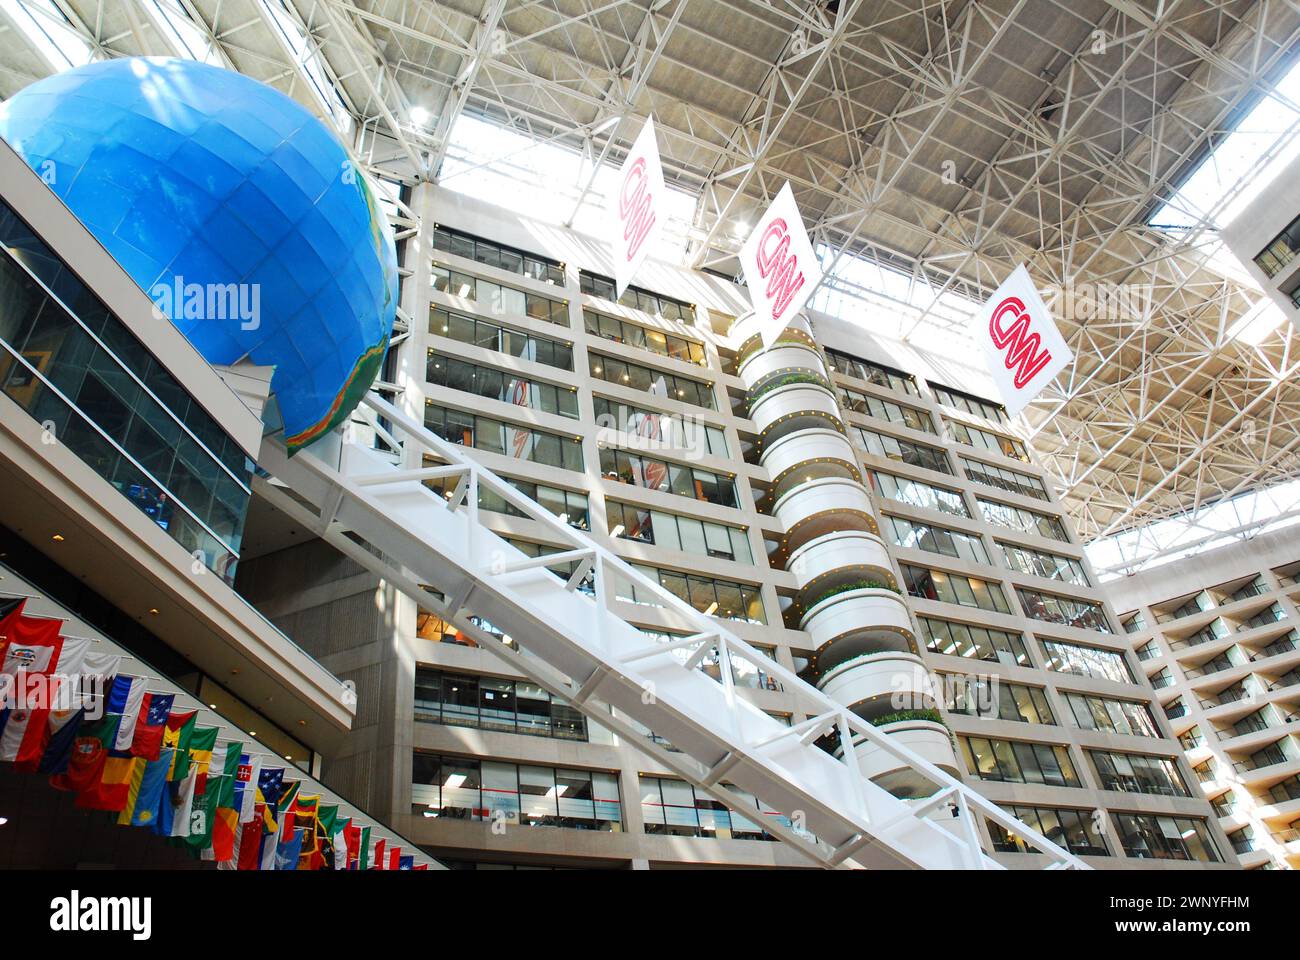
top-left (261, 390), bottom-right (1088, 870)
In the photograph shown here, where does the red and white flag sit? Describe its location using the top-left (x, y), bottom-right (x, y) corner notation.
top-left (974, 264), bottom-right (1073, 417)
top-left (610, 117), bottom-right (665, 299)
top-left (739, 182), bottom-right (822, 348)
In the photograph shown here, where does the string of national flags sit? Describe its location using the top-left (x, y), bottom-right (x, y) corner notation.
top-left (0, 596), bottom-right (428, 870)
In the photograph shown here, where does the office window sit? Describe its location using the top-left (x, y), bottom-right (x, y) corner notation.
top-left (1017, 588), bottom-right (1112, 633)
top-left (432, 264), bottom-right (568, 325)
top-left (598, 446), bottom-right (738, 507)
top-left (854, 427), bottom-right (951, 474)
top-left (929, 383), bottom-right (1008, 423)
top-left (987, 805), bottom-right (1109, 857)
top-left (414, 668), bottom-right (587, 740)
top-left (584, 309), bottom-right (706, 365)
top-left (1088, 750), bottom-right (1190, 797)
top-left (424, 403), bottom-right (583, 471)
top-left (1112, 813), bottom-right (1220, 862)
top-left (0, 202), bottom-right (253, 583)
top-left (1040, 639), bottom-right (1135, 684)
top-left (999, 543), bottom-right (1090, 587)
top-left (1242, 603), bottom-right (1287, 629)
top-left (639, 776), bottom-right (788, 840)
top-left (901, 564), bottom-right (1011, 614)
top-left (946, 419), bottom-right (1029, 460)
top-left (593, 396), bottom-right (729, 457)
top-left (885, 515), bottom-right (989, 565)
top-left (615, 564), bottom-right (765, 624)
top-left (825, 349), bottom-right (918, 395)
top-left (946, 678), bottom-right (1055, 724)
top-left (425, 471), bottom-right (590, 530)
top-left (430, 307), bottom-right (573, 371)
top-left (870, 471), bottom-right (969, 517)
top-left (579, 271), bottom-right (693, 321)
top-left (1063, 693), bottom-right (1160, 738)
top-left (413, 753), bottom-right (621, 830)
top-left (432, 225), bottom-right (565, 285)
top-left (1121, 611), bottom-right (1148, 634)
top-left (961, 737), bottom-right (1081, 787)
top-left (1254, 213), bottom-right (1300, 278)
top-left (960, 457), bottom-right (1048, 500)
top-left (915, 615), bottom-right (1031, 665)
top-left (838, 388), bottom-right (935, 433)
top-left (427, 352), bottom-right (578, 418)
top-left (606, 501), bottom-right (752, 564)
top-left (978, 499), bottom-right (1070, 542)
top-left (588, 352), bottom-right (715, 409)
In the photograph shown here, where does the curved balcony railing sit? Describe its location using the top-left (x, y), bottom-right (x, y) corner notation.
top-left (749, 382), bottom-right (845, 447)
top-left (760, 428), bottom-right (861, 502)
top-left (837, 719), bottom-right (961, 800)
top-left (772, 476), bottom-right (878, 554)
top-left (787, 530), bottom-right (896, 595)
top-left (817, 652), bottom-right (938, 720)
top-left (802, 587), bottom-right (917, 673)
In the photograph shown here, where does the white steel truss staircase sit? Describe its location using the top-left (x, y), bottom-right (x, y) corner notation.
top-left (257, 392), bottom-right (1089, 870)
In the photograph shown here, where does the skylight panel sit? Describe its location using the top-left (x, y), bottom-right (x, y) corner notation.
top-left (258, 0), bottom-right (353, 139)
top-left (0, 0), bottom-right (93, 71)
top-left (1148, 58), bottom-right (1300, 231)
top-left (141, 0), bottom-right (220, 65)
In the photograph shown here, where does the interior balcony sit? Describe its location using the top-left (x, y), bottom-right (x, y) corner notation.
top-left (735, 331), bottom-right (827, 388)
top-left (800, 586), bottom-right (917, 675)
top-left (817, 651), bottom-right (938, 720)
top-left (748, 380), bottom-right (845, 448)
top-left (835, 721), bottom-right (961, 800)
top-left (786, 529), bottom-right (897, 596)
top-left (771, 476), bottom-right (879, 556)
top-left (759, 428), bottom-right (861, 503)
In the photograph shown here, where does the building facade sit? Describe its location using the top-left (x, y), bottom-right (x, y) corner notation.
top-left (1221, 153), bottom-right (1300, 329)
top-left (1108, 527), bottom-right (1300, 870)
top-left (237, 183), bottom-right (1234, 870)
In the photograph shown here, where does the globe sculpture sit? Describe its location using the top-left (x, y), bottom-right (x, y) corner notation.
top-left (0, 57), bottom-right (398, 452)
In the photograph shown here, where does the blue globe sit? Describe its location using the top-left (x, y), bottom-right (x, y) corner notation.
top-left (0, 57), bottom-right (397, 451)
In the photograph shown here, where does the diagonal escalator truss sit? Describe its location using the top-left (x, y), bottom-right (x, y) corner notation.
top-left (257, 392), bottom-right (1089, 871)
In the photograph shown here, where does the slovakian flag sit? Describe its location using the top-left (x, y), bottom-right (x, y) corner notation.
top-left (233, 753), bottom-right (262, 823)
top-left (126, 692), bottom-right (174, 759)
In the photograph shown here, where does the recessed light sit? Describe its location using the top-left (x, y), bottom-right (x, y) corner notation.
top-left (148, 608), bottom-right (159, 616)
top-left (51, 534), bottom-right (64, 542)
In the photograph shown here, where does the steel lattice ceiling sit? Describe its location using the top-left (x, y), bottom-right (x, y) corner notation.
top-left (3, 0), bottom-right (1300, 556)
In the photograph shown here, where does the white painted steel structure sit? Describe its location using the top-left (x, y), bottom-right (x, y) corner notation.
top-left (4, 1), bottom-right (1300, 564)
top-left (257, 391), bottom-right (1088, 870)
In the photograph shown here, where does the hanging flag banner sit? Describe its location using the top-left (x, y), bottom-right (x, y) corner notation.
top-left (975, 264), bottom-right (1073, 418)
top-left (739, 182), bottom-right (821, 348)
top-left (611, 116), bottom-right (665, 299)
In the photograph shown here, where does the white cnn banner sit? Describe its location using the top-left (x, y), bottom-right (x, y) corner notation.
top-left (740, 182), bottom-right (822, 348)
top-left (611, 117), bottom-right (666, 299)
top-left (975, 264), bottom-right (1073, 418)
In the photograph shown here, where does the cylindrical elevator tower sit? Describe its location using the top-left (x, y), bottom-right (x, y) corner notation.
top-left (737, 321), bottom-right (960, 798)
